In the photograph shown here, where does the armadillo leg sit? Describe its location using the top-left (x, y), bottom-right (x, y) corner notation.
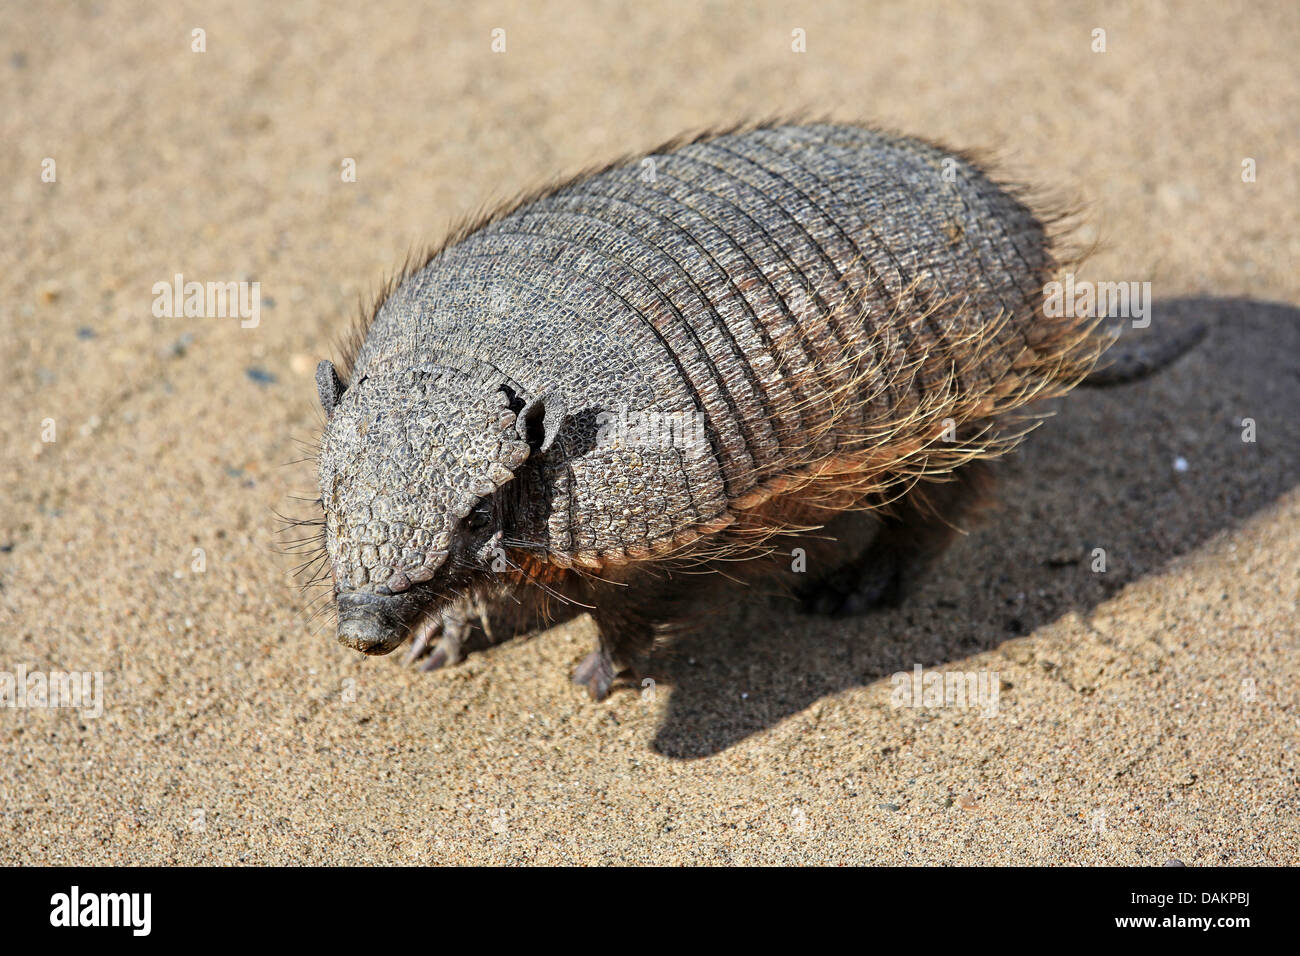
top-left (407, 599), bottom-right (498, 671)
top-left (801, 462), bottom-right (995, 617)
top-left (572, 648), bottom-right (619, 701)
top-left (800, 536), bottom-right (905, 616)
top-left (410, 584), bottom-right (582, 670)
top-left (576, 605), bottom-right (656, 702)
top-left (575, 570), bottom-right (718, 700)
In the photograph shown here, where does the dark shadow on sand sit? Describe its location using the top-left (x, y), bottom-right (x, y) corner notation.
top-left (644, 297), bottom-right (1300, 758)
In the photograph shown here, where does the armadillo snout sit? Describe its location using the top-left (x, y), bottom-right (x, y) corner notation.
top-left (335, 590), bottom-right (412, 656)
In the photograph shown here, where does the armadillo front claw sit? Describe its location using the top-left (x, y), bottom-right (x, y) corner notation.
top-left (404, 606), bottom-right (470, 670)
top-left (428, 612), bottom-right (470, 670)
top-left (406, 600), bottom-right (507, 672)
top-left (404, 617), bottom-right (438, 664)
top-left (420, 646), bottom-right (451, 671)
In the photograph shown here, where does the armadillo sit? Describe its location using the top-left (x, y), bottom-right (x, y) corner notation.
top-left (311, 122), bottom-right (1150, 700)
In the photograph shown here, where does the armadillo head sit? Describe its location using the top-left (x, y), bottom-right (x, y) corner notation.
top-left (315, 360), bottom-right (564, 655)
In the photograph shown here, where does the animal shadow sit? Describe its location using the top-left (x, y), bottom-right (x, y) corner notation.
top-left (644, 297), bottom-right (1300, 758)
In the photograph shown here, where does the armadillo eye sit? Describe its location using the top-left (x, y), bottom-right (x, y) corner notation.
top-left (466, 509), bottom-right (492, 531)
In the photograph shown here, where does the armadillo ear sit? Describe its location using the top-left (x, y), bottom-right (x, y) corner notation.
top-left (518, 391), bottom-right (566, 454)
top-left (316, 360), bottom-right (346, 418)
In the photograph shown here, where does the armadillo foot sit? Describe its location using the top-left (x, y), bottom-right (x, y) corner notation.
top-left (405, 604), bottom-right (488, 671)
top-left (800, 548), bottom-right (903, 617)
top-left (802, 461), bottom-right (993, 616)
top-left (573, 649), bottom-right (618, 701)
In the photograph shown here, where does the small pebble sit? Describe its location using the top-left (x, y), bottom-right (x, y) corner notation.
top-left (161, 333), bottom-right (193, 359)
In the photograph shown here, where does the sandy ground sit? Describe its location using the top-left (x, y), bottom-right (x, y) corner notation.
top-left (1, 1), bottom-right (1297, 864)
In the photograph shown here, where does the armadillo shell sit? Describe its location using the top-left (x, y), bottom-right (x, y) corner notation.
top-left (351, 123), bottom-right (1096, 567)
